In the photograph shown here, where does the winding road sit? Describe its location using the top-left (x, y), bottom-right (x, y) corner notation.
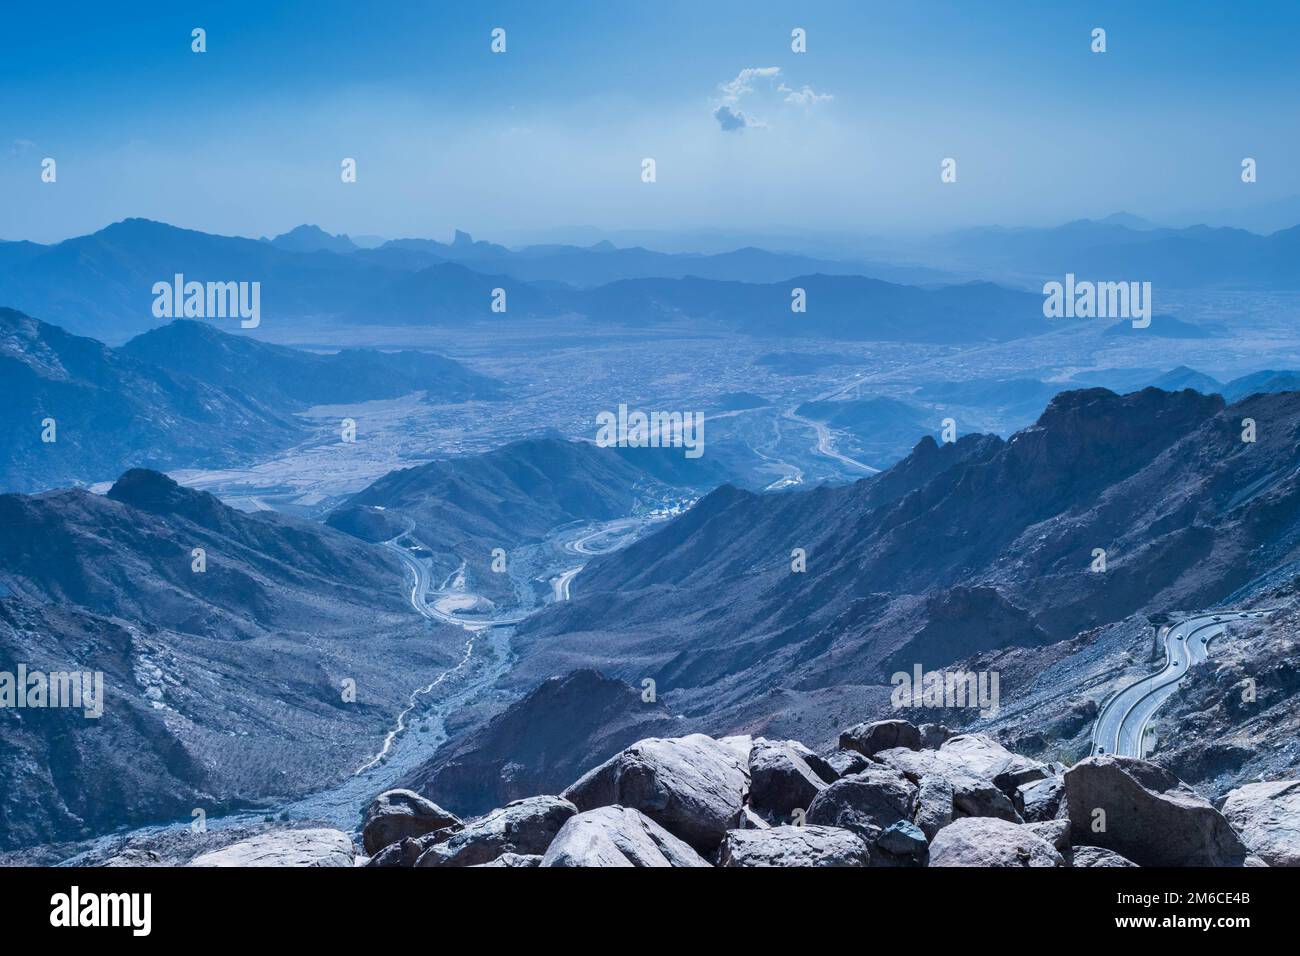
top-left (1091, 610), bottom-right (1270, 758)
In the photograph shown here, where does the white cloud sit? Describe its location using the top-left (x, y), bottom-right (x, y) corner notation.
top-left (719, 67), bottom-right (782, 102)
top-left (712, 68), bottom-right (831, 131)
top-left (781, 85), bottom-right (833, 107)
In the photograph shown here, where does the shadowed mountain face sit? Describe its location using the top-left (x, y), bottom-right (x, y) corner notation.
top-left (0, 308), bottom-right (302, 493)
top-left (0, 469), bottom-right (446, 852)
top-left (0, 469), bottom-right (408, 639)
top-left (120, 320), bottom-right (501, 407)
top-left (512, 388), bottom-right (1300, 737)
top-left (398, 669), bottom-right (681, 817)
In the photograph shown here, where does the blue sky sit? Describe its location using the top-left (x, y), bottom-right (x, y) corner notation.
top-left (2, 0), bottom-right (1298, 243)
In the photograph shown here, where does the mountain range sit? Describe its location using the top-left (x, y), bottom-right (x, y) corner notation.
top-left (0, 469), bottom-right (442, 850)
top-left (509, 387), bottom-right (1300, 745)
top-left (0, 309), bottom-right (499, 492)
top-left (0, 219), bottom-right (1052, 342)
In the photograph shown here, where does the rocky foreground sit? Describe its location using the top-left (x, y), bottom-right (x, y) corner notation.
top-left (165, 718), bottom-right (1299, 867)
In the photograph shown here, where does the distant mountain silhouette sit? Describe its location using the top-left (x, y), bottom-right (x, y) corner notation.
top-left (266, 224), bottom-right (359, 254)
top-left (0, 218), bottom-right (1051, 343)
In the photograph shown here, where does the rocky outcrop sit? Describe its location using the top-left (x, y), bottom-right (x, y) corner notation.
top-left (540, 807), bottom-right (709, 867)
top-left (188, 828), bottom-right (355, 867)
top-left (747, 739), bottom-right (827, 820)
top-left (718, 825), bottom-right (871, 867)
top-left (361, 789), bottom-right (461, 855)
top-left (352, 719), bottom-right (1297, 868)
top-left (562, 734), bottom-right (749, 852)
top-left (1221, 779), bottom-right (1300, 867)
top-left (839, 719), bottom-right (922, 758)
top-left (1016, 775), bottom-right (1066, 822)
top-left (928, 818), bottom-right (1064, 867)
top-left (415, 795), bottom-right (576, 867)
top-left (871, 746), bottom-right (1022, 830)
top-left (1065, 756), bottom-right (1251, 866)
top-left (805, 765), bottom-right (917, 847)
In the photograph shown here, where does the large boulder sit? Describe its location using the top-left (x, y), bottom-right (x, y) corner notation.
top-left (914, 775), bottom-right (955, 840)
top-left (805, 765), bottom-right (917, 844)
top-left (562, 734), bottom-right (749, 852)
top-left (1070, 845), bottom-right (1138, 867)
top-left (839, 719), bottom-right (921, 758)
top-left (540, 806), bottom-right (710, 867)
top-left (1016, 775), bottom-right (1066, 822)
top-left (748, 739), bottom-right (827, 819)
top-left (1065, 756), bottom-right (1251, 866)
top-left (877, 820), bottom-right (928, 862)
top-left (784, 740), bottom-right (839, 784)
top-left (188, 828), bottom-right (355, 867)
top-left (718, 825), bottom-right (871, 867)
top-left (928, 818), bottom-right (1064, 868)
top-left (415, 795), bottom-right (576, 867)
top-left (361, 789), bottom-right (460, 855)
top-left (918, 723), bottom-right (955, 749)
top-left (872, 747), bottom-right (1021, 826)
top-left (940, 734), bottom-right (1046, 795)
top-left (822, 749), bottom-right (871, 779)
top-left (1221, 779), bottom-right (1300, 867)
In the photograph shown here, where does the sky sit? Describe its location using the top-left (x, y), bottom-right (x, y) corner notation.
top-left (2, 0), bottom-right (1299, 244)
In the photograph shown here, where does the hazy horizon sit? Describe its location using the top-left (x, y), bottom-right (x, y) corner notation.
top-left (4, 0), bottom-right (1299, 244)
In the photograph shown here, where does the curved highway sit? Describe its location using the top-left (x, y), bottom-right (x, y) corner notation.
top-left (1091, 609), bottom-right (1269, 758)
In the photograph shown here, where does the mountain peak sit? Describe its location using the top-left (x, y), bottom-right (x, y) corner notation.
top-left (268, 224), bottom-right (356, 254)
top-left (106, 468), bottom-right (224, 523)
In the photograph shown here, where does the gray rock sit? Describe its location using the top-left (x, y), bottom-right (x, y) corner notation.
top-left (915, 775), bottom-right (955, 840)
top-left (718, 825), bottom-right (871, 867)
top-left (415, 795), bottom-right (577, 867)
top-left (877, 820), bottom-right (928, 857)
top-left (188, 828), bottom-right (355, 867)
top-left (928, 817), bottom-right (1064, 868)
top-left (361, 788), bottom-right (460, 855)
top-left (918, 723), bottom-right (955, 749)
top-left (540, 806), bottom-right (710, 867)
top-left (748, 739), bottom-right (827, 819)
top-left (1016, 774), bottom-right (1066, 822)
top-left (1070, 845), bottom-right (1138, 867)
top-left (562, 733), bottom-right (749, 852)
top-left (473, 853), bottom-right (542, 868)
top-left (1065, 756), bottom-right (1251, 867)
top-left (940, 734), bottom-right (1045, 795)
top-left (364, 835), bottom-right (427, 868)
top-left (785, 739), bottom-right (839, 784)
top-left (873, 747), bottom-right (1021, 824)
top-left (1024, 819), bottom-right (1070, 854)
top-left (740, 806), bottom-right (771, 829)
top-left (1221, 779), bottom-right (1300, 867)
top-left (806, 765), bottom-right (917, 843)
top-left (839, 719), bottom-right (922, 758)
top-left (823, 749), bottom-right (871, 778)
